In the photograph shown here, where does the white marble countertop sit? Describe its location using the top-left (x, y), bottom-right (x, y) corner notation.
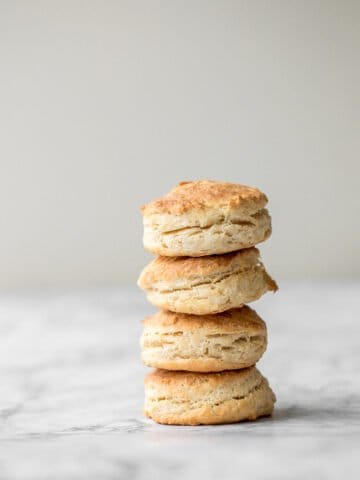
top-left (1, 283), bottom-right (359, 479)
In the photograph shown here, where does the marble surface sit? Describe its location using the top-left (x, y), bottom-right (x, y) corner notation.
top-left (1, 282), bottom-right (359, 479)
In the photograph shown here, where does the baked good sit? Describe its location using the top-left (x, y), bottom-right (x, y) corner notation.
top-left (141, 306), bottom-right (267, 372)
top-left (137, 247), bottom-right (277, 315)
top-left (144, 367), bottom-right (276, 425)
top-left (141, 180), bottom-right (271, 257)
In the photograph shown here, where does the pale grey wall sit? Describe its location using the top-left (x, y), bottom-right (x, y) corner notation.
top-left (1, 1), bottom-right (359, 289)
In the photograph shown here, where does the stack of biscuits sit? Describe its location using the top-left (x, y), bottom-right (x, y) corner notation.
top-left (138, 180), bottom-right (278, 425)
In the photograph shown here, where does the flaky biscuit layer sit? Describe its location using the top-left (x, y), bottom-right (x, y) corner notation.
top-left (144, 367), bottom-right (276, 425)
top-left (141, 307), bottom-right (267, 372)
top-left (142, 180), bottom-right (271, 256)
top-left (138, 248), bottom-right (278, 315)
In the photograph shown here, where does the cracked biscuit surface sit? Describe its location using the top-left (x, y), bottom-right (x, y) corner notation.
top-left (141, 306), bottom-right (267, 372)
top-left (144, 367), bottom-right (276, 425)
top-left (141, 180), bottom-right (271, 257)
top-left (137, 247), bottom-right (278, 315)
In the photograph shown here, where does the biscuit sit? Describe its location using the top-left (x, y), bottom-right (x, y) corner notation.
top-left (141, 307), bottom-right (267, 372)
top-left (144, 367), bottom-right (276, 425)
top-left (141, 180), bottom-right (271, 257)
top-left (137, 247), bottom-right (277, 315)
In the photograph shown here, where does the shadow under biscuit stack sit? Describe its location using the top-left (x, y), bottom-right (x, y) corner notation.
top-left (138, 180), bottom-right (278, 425)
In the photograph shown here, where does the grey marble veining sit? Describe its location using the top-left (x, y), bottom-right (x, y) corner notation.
top-left (0, 283), bottom-right (359, 479)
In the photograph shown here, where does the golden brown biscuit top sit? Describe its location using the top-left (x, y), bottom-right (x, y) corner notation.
top-left (145, 366), bottom-right (259, 388)
top-left (143, 306), bottom-right (266, 334)
top-left (138, 248), bottom-right (261, 287)
top-left (141, 180), bottom-right (268, 216)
